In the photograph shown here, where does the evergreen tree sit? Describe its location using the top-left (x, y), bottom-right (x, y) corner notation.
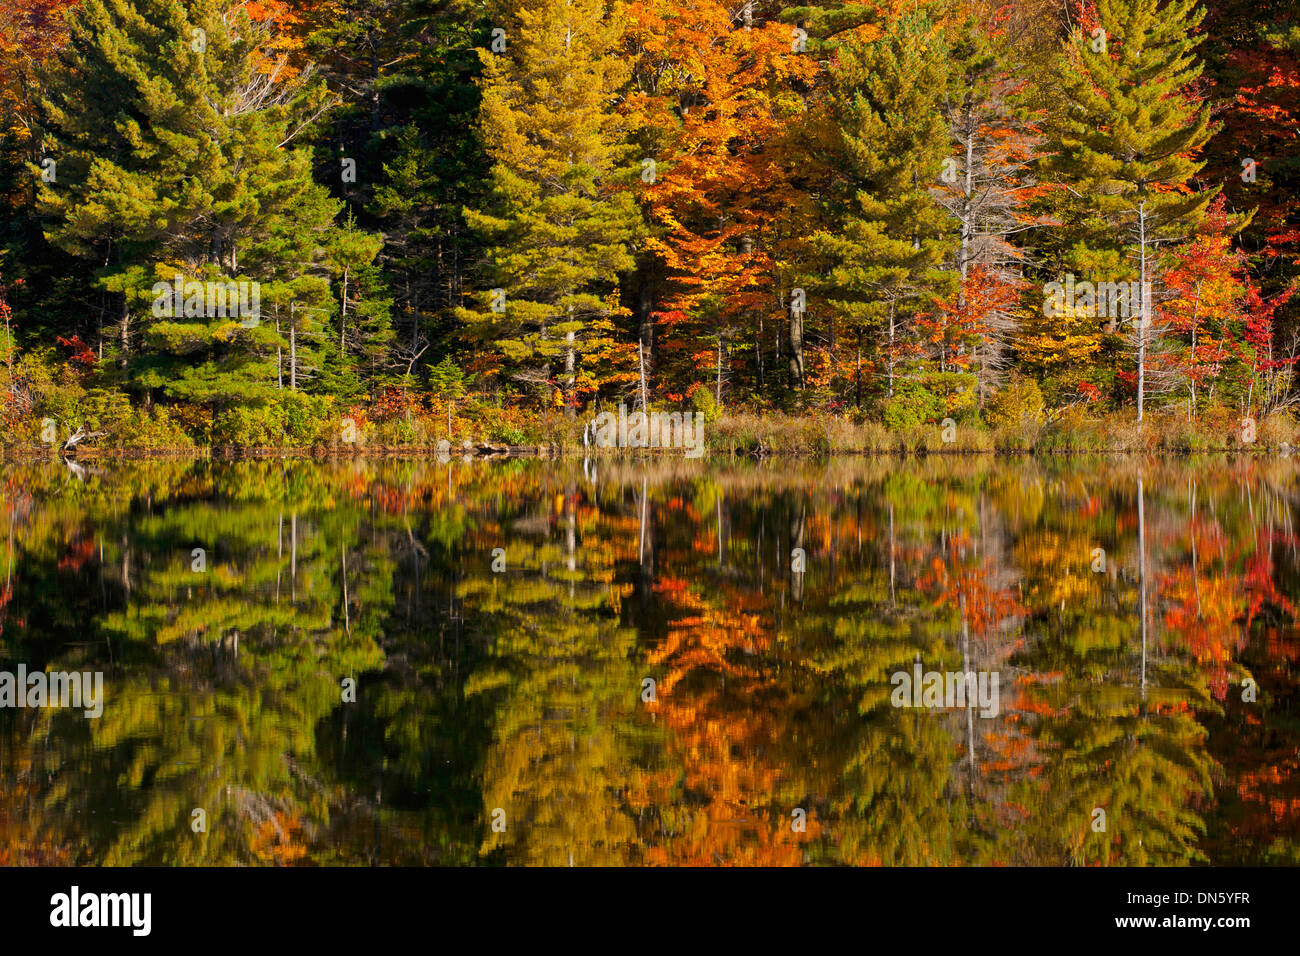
top-left (809, 9), bottom-right (956, 407)
top-left (293, 0), bottom-right (490, 379)
top-left (1041, 0), bottom-right (1217, 419)
top-left (324, 211), bottom-right (393, 389)
top-left (35, 0), bottom-right (360, 412)
top-left (458, 0), bottom-right (643, 415)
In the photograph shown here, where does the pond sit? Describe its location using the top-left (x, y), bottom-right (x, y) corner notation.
top-left (1, 456), bottom-right (1297, 865)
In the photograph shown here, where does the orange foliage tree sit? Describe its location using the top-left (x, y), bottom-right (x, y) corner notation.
top-left (624, 0), bottom-right (818, 405)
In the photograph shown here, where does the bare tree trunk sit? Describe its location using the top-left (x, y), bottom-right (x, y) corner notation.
top-left (1137, 201), bottom-right (1148, 423)
top-left (340, 542), bottom-right (350, 634)
top-left (290, 303), bottom-right (298, 391)
top-left (636, 262), bottom-right (656, 402)
top-left (889, 502), bottom-right (896, 606)
top-left (716, 334), bottom-right (723, 406)
top-left (887, 300), bottom-right (897, 399)
top-left (120, 296), bottom-right (130, 369)
top-left (790, 503), bottom-right (806, 603)
top-left (638, 338), bottom-right (648, 412)
top-left (855, 333), bottom-right (863, 408)
top-left (340, 267), bottom-right (349, 355)
top-left (788, 299), bottom-right (804, 392)
top-left (564, 326), bottom-right (576, 419)
top-left (962, 595), bottom-right (976, 800)
top-left (776, 309), bottom-right (782, 368)
top-left (958, 105), bottom-right (974, 308)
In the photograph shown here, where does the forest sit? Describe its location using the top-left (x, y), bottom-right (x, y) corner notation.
top-left (0, 0), bottom-right (1298, 453)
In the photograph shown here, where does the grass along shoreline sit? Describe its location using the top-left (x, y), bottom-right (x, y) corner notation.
top-left (5, 409), bottom-right (1300, 459)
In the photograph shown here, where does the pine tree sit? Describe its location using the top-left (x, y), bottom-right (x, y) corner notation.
top-left (809, 9), bottom-right (956, 407)
top-left (458, 0), bottom-right (643, 415)
top-left (324, 211), bottom-right (393, 388)
top-left (301, 0), bottom-right (491, 379)
top-left (1042, 0), bottom-right (1217, 420)
top-left (36, 0), bottom-right (353, 412)
top-left (427, 354), bottom-right (467, 438)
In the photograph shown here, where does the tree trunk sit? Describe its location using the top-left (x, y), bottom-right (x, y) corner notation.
top-left (716, 334), bottom-right (724, 406)
top-left (887, 300), bottom-right (897, 399)
top-left (1189, 300), bottom-right (1197, 421)
top-left (855, 333), bottom-right (863, 409)
top-left (340, 266), bottom-right (349, 355)
top-left (637, 261), bottom-right (656, 397)
top-left (788, 298), bottom-right (804, 392)
top-left (638, 338), bottom-right (648, 411)
top-left (564, 327), bottom-right (576, 419)
top-left (1137, 201), bottom-right (1148, 423)
top-left (119, 295), bottom-right (130, 370)
top-left (960, 108), bottom-right (974, 292)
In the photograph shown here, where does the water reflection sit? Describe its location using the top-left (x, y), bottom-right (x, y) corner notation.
top-left (1, 457), bottom-right (1297, 865)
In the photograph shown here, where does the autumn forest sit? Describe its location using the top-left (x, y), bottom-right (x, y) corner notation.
top-left (0, 0), bottom-right (1297, 452)
top-left (2, 0), bottom-right (1300, 883)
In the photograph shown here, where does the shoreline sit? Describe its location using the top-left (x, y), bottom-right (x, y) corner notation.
top-left (2, 444), bottom-right (1295, 462)
top-left (5, 409), bottom-right (1297, 462)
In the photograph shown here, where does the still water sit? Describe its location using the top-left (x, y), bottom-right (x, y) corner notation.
top-left (1, 456), bottom-right (1297, 866)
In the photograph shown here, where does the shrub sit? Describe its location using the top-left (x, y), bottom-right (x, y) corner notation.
top-left (920, 371), bottom-right (979, 420)
top-left (26, 385), bottom-right (194, 449)
top-left (883, 382), bottom-right (943, 430)
top-left (1162, 414), bottom-right (1208, 453)
top-left (212, 404), bottom-right (282, 447)
top-left (496, 422), bottom-right (527, 445)
top-left (279, 391), bottom-right (334, 444)
top-left (691, 385), bottom-right (721, 423)
top-left (985, 377), bottom-right (1045, 430)
top-left (18, 349), bottom-right (89, 443)
top-left (209, 393), bottom-right (334, 447)
top-left (1259, 409), bottom-right (1298, 448)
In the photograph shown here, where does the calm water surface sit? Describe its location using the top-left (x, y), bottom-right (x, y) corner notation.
top-left (1, 456), bottom-right (1297, 865)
